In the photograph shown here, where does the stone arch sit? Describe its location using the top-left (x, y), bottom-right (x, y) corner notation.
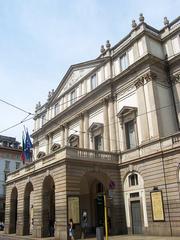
top-left (42, 175), bottom-right (55, 237)
top-left (79, 171), bottom-right (112, 235)
top-left (23, 181), bottom-right (34, 235)
top-left (9, 187), bottom-right (18, 234)
top-left (123, 170), bottom-right (148, 234)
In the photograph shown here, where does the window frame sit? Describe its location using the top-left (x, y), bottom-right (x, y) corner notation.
top-left (117, 106), bottom-right (138, 151)
top-left (90, 74), bottom-right (97, 90)
top-left (70, 89), bottom-right (76, 105)
top-left (54, 102), bottom-right (60, 116)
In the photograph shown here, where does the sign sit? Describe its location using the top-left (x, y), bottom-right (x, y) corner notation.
top-left (68, 196), bottom-right (80, 224)
top-left (151, 191), bottom-right (165, 221)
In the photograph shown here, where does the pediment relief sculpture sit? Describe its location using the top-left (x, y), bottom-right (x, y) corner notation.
top-left (37, 151), bottom-right (46, 159)
top-left (51, 143), bottom-right (61, 152)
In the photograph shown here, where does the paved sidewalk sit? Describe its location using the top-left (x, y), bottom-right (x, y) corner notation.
top-left (0, 232), bottom-right (180, 240)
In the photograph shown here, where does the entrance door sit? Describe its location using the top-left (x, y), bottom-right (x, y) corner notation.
top-left (131, 201), bottom-right (142, 234)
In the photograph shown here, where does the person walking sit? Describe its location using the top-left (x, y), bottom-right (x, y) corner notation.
top-left (68, 219), bottom-right (75, 240)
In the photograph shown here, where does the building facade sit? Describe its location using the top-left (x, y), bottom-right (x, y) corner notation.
top-left (0, 135), bottom-right (22, 222)
top-left (5, 15), bottom-right (180, 239)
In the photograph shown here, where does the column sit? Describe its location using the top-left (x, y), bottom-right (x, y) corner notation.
top-left (103, 99), bottom-right (110, 151)
top-left (108, 97), bottom-right (117, 152)
top-left (135, 77), bottom-right (150, 143)
top-left (84, 111), bottom-right (89, 148)
top-left (79, 114), bottom-right (84, 148)
top-left (145, 72), bottom-right (160, 139)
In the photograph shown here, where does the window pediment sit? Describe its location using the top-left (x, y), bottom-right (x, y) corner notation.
top-left (51, 143), bottom-right (61, 152)
top-left (88, 122), bottom-right (104, 132)
top-left (37, 151), bottom-right (46, 159)
top-left (68, 134), bottom-right (79, 142)
top-left (117, 106), bottom-right (137, 118)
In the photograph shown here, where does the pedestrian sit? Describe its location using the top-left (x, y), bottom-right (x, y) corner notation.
top-left (68, 218), bottom-right (75, 240)
top-left (81, 211), bottom-right (88, 238)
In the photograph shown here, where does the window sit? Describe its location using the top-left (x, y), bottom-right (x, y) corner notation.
top-left (70, 89), bottom-right (76, 105)
top-left (117, 106), bottom-right (138, 150)
top-left (16, 162), bottom-right (20, 170)
top-left (125, 120), bottom-right (136, 149)
top-left (5, 160), bottom-right (10, 171)
top-left (130, 192), bottom-right (139, 198)
top-left (91, 74), bottom-right (97, 90)
top-left (172, 35), bottom-right (180, 54)
top-left (54, 102), bottom-right (60, 115)
top-left (120, 53), bottom-right (129, 71)
top-left (129, 173), bottom-right (138, 187)
top-left (94, 135), bottom-right (102, 150)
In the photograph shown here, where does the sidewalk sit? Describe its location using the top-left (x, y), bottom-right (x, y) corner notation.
top-left (0, 232), bottom-right (180, 240)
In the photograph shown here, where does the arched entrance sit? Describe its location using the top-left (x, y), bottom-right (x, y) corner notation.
top-left (80, 171), bottom-right (112, 236)
top-left (42, 175), bottom-right (55, 237)
top-left (9, 187), bottom-right (18, 234)
top-left (23, 182), bottom-right (34, 235)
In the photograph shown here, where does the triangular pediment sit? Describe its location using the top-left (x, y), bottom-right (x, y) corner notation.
top-left (117, 106), bottom-right (137, 117)
top-left (48, 58), bottom-right (106, 105)
top-left (88, 122), bottom-right (104, 132)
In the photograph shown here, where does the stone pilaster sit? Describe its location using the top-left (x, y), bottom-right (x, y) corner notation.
top-left (64, 124), bottom-right (69, 146)
top-left (79, 114), bottom-right (84, 148)
top-left (118, 118), bottom-right (125, 151)
top-left (144, 72), bottom-right (160, 139)
top-left (135, 76), bottom-right (150, 143)
top-left (172, 73), bottom-right (180, 129)
top-left (61, 126), bottom-right (65, 147)
top-left (45, 134), bottom-right (49, 155)
top-left (108, 97), bottom-right (117, 152)
top-left (48, 133), bottom-right (53, 154)
top-left (84, 111), bottom-right (89, 148)
top-left (103, 98), bottom-right (110, 151)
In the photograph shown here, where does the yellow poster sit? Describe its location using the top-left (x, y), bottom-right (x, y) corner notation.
top-left (151, 191), bottom-right (164, 221)
top-left (68, 196), bottom-right (80, 224)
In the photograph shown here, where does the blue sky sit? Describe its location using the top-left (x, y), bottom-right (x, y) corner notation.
top-left (0, 0), bottom-right (179, 142)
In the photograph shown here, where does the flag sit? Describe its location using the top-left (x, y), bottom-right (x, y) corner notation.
top-left (24, 129), bottom-right (33, 161)
top-left (20, 132), bottom-right (25, 164)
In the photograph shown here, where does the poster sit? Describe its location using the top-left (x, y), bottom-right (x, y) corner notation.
top-left (68, 196), bottom-right (80, 224)
top-left (151, 191), bottom-right (165, 221)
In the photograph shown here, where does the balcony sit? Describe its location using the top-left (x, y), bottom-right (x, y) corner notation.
top-left (6, 146), bottom-right (119, 182)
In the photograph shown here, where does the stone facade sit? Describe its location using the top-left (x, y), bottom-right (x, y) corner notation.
top-left (0, 135), bottom-right (22, 222)
top-left (5, 15), bottom-right (180, 239)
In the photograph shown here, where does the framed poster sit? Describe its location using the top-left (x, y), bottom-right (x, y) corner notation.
top-left (150, 190), bottom-right (165, 221)
top-left (68, 196), bottom-right (80, 224)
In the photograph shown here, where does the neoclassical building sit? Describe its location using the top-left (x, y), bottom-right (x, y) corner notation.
top-left (5, 15), bottom-right (180, 239)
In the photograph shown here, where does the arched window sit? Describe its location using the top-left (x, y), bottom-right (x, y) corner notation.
top-left (128, 173), bottom-right (138, 187)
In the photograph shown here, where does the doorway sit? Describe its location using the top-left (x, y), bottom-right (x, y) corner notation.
top-left (131, 200), bottom-right (142, 234)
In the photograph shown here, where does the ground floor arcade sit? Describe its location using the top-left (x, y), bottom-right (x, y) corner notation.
top-left (4, 143), bottom-right (180, 239)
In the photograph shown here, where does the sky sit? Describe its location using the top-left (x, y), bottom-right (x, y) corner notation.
top-left (0, 0), bottom-right (179, 143)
